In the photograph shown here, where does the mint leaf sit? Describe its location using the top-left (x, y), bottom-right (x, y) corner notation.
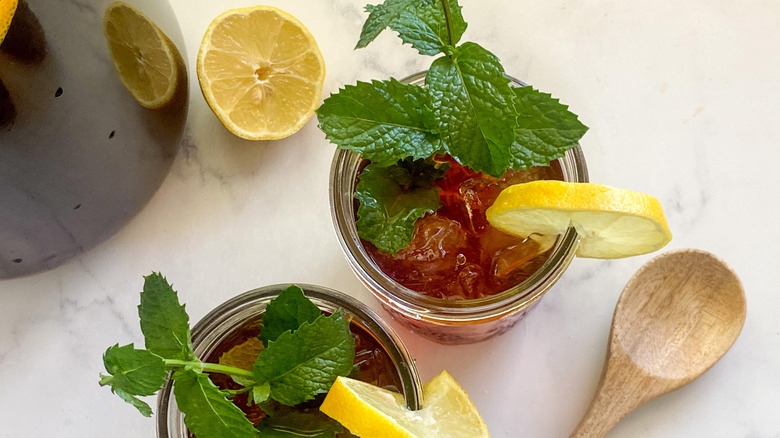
top-left (317, 79), bottom-right (440, 167)
top-left (390, 0), bottom-right (467, 55)
top-left (509, 86), bottom-right (589, 168)
top-left (260, 285), bottom-right (321, 347)
top-left (113, 387), bottom-right (154, 417)
top-left (172, 369), bottom-right (257, 438)
top-left (101, 344), bottom-right (166, 395)
top-left (100, 344), bottom-right (166, 417)
top-left (252, 382), bottom-right (271, 405)
top-left (257, 401), bottom-right (347, 437)
top-left (139, 272), bottom-right (194, 361)
top-left (356, 0), bottom-right (418, 49)
top-left (427, 42), bottom-right (517, 176)
top-left (390, 9), bottom-right (446, 55)
top-left (437, 0), bottom-right (467, 44)
top-left (355, 160), bottom-right (443, 254)
top-left (252, 312), bottom-right (355, 406)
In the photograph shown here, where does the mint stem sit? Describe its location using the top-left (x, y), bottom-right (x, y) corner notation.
top-left (99, 374), bottom-right (114, 387)
top-left (439, 0), bottom-right (455, 46)
top-left (164, 359), bottom-right (255, 380)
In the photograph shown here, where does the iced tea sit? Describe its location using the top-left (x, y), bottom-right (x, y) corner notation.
top-left (157, 285), bottom-right (422, 437)
top-left (364, 155), bottom-right (563, 300)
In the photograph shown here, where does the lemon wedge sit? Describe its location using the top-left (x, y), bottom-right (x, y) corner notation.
top-left (320, 371), bottom-right (490, 438)
top-left (103, 1), bottom-right (181, 109)
top-left (196, 6), bottom-right (325, 140)
top-left (486, 181), bottom-right (672, 259)
top-left (0, 0), bottom-right (17, 45)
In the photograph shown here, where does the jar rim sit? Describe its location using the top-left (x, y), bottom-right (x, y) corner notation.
top-left (156, 283), bottom-right (422, 437)
top-left (328, 70), bottom-right (589, 322)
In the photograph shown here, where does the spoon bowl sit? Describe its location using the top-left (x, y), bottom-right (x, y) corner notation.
top-left (570, 249), bottom-right (746, 437)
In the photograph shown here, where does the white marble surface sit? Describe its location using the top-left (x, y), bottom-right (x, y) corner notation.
top-left (1, 0), bottom-right (779, 436)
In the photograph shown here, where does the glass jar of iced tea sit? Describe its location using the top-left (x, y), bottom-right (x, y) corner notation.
top-left (330, 71), bottom-right (588, 344)
top-left (156, 284), bottom-right (422, 438)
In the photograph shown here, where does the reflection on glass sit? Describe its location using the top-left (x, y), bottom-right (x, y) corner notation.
top-left (0, 78), bottom-right (15, 127)
top-left (102, 1), bottom-right (184, 110)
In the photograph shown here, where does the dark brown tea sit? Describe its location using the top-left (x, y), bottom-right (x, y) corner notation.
top-left (364, 155), bottom-right (563, 300)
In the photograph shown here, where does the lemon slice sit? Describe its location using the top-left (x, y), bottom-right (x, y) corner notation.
top-left (0, 0), bottom-right (18, 44)
top-left (103, 1), bottom-right (180, 109)
top-left (320, 371), bottom-right (490, 438)
top-left (486, 181), bottom-right (672, 259)
top-left (197, 6), bottom-right (325, 140)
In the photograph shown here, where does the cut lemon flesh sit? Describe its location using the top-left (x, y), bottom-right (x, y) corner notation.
top-left (320, 371), bottom-right (490, 438)
top-left (103, 1), bottom-right (180, 109)
top-left (197, 6), bottom-right (325, 140)
top-left (486, 181), bottom-right (672, 259)
top-left (0, 0), bottom-right (18, 44)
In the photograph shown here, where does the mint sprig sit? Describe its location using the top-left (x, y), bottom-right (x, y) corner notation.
top-left (317, 0), bottom-right (588, 253)
top-left (100, 275), bottom-right (356, 438)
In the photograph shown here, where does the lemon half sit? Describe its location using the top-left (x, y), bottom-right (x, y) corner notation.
top-left (197, 6), bottom-right (325, 140)
top-left (486, 181), bottom-right (672, 259)
top-left (103, 1), bottom-right (181, 109)
top-left (320, 371), bottom-right (490, 438)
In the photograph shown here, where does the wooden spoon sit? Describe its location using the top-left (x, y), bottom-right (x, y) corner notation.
top-left (570, 249), bottom-right (746, 438)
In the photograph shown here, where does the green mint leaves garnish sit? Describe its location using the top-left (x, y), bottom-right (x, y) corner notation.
top-left (260, 285), bottom-right (321, 346)
top-left (427, 42), bottom-right (518, 176)
top-left (355, 159), bottom-right (445, 254)
top-left (253, 312), bottom-right (355, 406)
top-left (509, 86), bottom-right (589, 168)
top-left (173, 369), bottom-right (258, 438)
top-left (317, 79), bottom-right (441, 167)
top-left (100, 344), bottom-right (166, 417)
top-left (100, 275), bottom-right (356, 438)
top-left (356, 0), bottom-right (419, 49)
top-left (318, 0), bottom-right (588, 253)
top-left (389, 0), bottom-right (466, 56)
top-left (138, 273), bottom-right (194, 361)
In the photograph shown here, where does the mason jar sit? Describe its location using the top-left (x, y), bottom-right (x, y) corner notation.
top-left (156, 284), bottom-right (422, 437)
top-left (329, 71), bottom-right (589, 344)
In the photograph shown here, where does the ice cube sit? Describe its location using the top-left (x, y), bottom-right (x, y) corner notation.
top-left (371, 215), bottom-right (474, 294)
top-left (490, 236), bottom-right (552, 288)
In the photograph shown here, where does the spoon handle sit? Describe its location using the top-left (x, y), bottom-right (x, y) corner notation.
top-left (569, 344), bottom-right (657, 438)
top-left (569, 378), bottom-right (639, 437)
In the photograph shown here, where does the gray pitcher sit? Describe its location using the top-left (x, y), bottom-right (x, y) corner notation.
top-left (0, 0), bottom-right (188, 278)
